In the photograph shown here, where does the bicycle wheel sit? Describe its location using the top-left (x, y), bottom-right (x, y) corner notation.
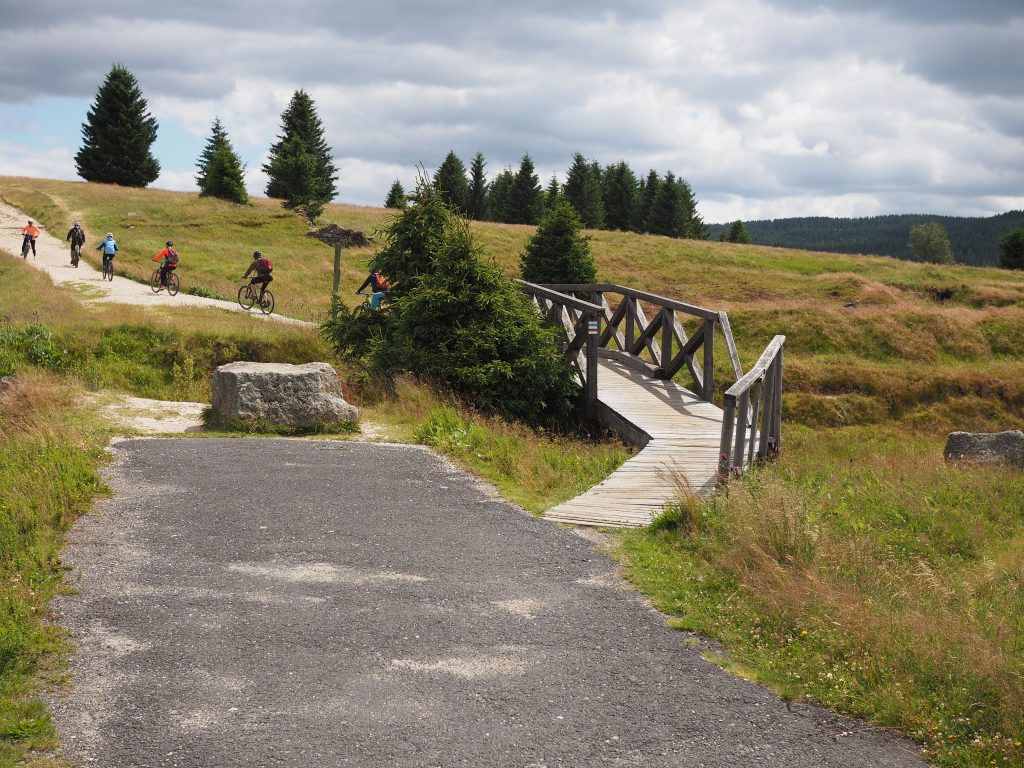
top-left (72, 245), bottom-right (80, 267)
top-left (150, 269), bottom-right (162, 292)
top-left (21, 239), bottom-right (30, 259)
top-left (167, 272), bottom-right (179, 296)
top-left (258, 290), bottom-right (275, 315)
top-left (238, 284), bottom-right (255, 310)
top-left (103, 259), bottom-right (113, 281)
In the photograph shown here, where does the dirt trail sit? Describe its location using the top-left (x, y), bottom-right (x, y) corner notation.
top-left (0, 199), bottom-right (310, 327)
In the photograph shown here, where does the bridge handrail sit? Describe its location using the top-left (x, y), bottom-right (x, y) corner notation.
top-left (719, 335), bottom-right (785, 479)
top-left (537, 283), bottom-right (719, 321)
top-left (516, 280), bottom-right (603, 313)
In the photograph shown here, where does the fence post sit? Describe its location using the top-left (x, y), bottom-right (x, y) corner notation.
top-left (733, 391), bottom-right (750, 472)
top-left (719, 397), bottom-right (736, 480)
top-left (586, 312), bottom-right (599, 419)
top-left (772, 348), bottom-right (783, 454)
top-left (331, 242), bottom-right (343, 313)
top-left (660, 308), bottom-right (673, 372)
top-left (703, 319), bottom-right (715, 402)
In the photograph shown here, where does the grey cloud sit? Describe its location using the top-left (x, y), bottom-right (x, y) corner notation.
top-left (765, 0), bottom-right (1022, 24)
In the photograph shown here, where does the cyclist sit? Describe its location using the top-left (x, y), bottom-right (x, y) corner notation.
top-left (355, 270), bottom-right (391, 310)
top-left (242, 250), bottom-right (273, 302)
top-left (96, 232), bottom-right (118, 272)
top-left (66, 221), bottom-right (86, 266)
top-left (152, 241), bottom-right (179, 291)
top-left (21, 219), bottom-right (40, 258)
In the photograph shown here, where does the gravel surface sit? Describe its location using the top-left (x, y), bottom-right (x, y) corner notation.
top-left (50, 438), bottom-right (927, 768)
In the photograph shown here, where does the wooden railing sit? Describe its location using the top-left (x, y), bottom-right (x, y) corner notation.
top-left (518, 281), bottom-right (785, 479)
top-left (718, 335), bottom-right (785, 478)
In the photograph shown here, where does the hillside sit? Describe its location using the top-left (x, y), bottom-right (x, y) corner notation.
top-left (707, 211), bottom-right (1024, 266)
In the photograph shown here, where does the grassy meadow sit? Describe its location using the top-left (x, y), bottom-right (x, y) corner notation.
top-left (1, 177), bottom-right (1024, 766)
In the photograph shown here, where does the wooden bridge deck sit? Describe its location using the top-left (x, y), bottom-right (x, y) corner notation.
top-left (544, 359), bottom-right (724, 528)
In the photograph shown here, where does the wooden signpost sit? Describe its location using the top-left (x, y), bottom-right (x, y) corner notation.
top-left (306, 224), bottom-right (371, 312)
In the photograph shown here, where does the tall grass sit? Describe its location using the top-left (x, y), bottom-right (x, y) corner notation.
top-left (624, 426), bottom-right (1024, 768)
top-left (0, 373), bottom-right (110, 767)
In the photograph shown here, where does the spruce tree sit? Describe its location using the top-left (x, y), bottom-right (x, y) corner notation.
top-left (467, 152), bottom-right (489, 220)
top-left (508, 154), bottom-right (542, 225)
top-left (999, 228), bottom-right (1024, 270)
top-left (520, 198), bottom-right (596, 285)
top-left (562, 153), bottom-right (604, 228)
top-left (262, 89), bottom-right (337, 221)
top-left (486, 167), bottom-right (516, 223)
top-left (602, 161), bottom-right (638, 231)
top-left (645, 171), bottom-right (684, 237)
top-left (384, 179), bottom-right (407, 208)
top-left (637, 169), bottom-right (660, 231)
top-left (433, 151), bottom-right (470, 214)
top-left (545, 175), bottom-right (561, 209)
top-left (726, 220), bottom-right (751, 243)
top-left (676, 177), bottom-right (706, 239)
top-left (196, 118), bottom-right (248, 204)
top-left (75, 64), bottom-right (160, 186)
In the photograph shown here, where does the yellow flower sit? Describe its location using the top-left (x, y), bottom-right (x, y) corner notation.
top-left (801, 630), bottom-right (808, 636)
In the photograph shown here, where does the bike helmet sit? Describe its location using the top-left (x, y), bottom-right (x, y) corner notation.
top-left (27, 219), bottom-right (33, 224)
top-left (253, 250), bottom-right (262, 258)
top-left (106, 232), bottom-right (113, 238)
top-left (166, 241), bottom-right (174, 247)
top-left (74, 221), bottom-right (80, 227)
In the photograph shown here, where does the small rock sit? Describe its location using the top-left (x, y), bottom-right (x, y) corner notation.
top-left (944, 430), bottom-right (1024, 467)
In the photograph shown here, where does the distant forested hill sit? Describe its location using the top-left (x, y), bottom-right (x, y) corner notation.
top-left (706, 211), bottom-right (1024, 266)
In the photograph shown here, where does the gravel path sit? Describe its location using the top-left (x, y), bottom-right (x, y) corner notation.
top-left (0, 199), bottom-right (310, 326)
top-left (50, 438), bottom-right (928, 768)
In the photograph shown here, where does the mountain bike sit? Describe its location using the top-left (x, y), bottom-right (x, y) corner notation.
top-left (102, 256), bottom-right (115, 281)
top-left (21, 235), bottom-right (32, 259)
top-left (238, 281), bottom-right (274, 314)
top-left (71, 242), bottom-right (82, 267)
top-left (151, 267), bottom-right (179, 295)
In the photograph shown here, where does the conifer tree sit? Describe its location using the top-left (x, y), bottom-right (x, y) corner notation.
top-left (520, 198), bottom-right (596, 285)
top-left (999, 228), bottom-right (1024, 270)
top-left (75, 64), bottom-right (160, 186)
top-left (726, 220), bottom-right (751, 243)
top-left (562, 153), bottom-right (604, 228)
top-left (545, 175), bottom-right (561, 209)
top-left (676, 177), bottom-right (706, 239)
top-left (433, 151), bottom-right (470, 214)
top-left (467, 152), bottom-right (489, 220)
top-left (602, 161), bottom-right (638, 231)
top-left (486, 167), bottom-right (516, 223)
top-left (645, 171), bottom-right (684, 237)
top-left (195, 118), bottom-right (248, 204)
top-left (637, 169), bottom-right (660, 231)
top-left (508, 154), bottom-right (542, 225)
top-left (262, 89), bottom-right (337, 221)
top-left (384, 179), bottom-right (407, 208)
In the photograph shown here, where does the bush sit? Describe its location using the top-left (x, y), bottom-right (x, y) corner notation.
top-left (322, 183), bottom-right (580, 423)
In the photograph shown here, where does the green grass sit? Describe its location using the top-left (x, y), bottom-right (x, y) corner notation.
top-left (0, 372), bottom-right (112, 767)
top-left (620, 427), bottom-right (1024, 768)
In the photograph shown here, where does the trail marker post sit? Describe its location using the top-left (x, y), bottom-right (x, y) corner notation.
top-left (307, 224), bottom-right (371, 314)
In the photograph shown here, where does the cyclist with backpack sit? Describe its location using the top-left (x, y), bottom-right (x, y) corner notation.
top-left (66, 221), bottom-right (86, 266)
top-left (97, 232), bottom-right (118, 271)
top-left (355, 270), bottom-right (390, 310)
top-left (243, 250), bottom-right (273, 302)
top-left (152, 240), bottom-right (179, 291)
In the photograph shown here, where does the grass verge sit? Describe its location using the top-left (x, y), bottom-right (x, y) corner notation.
top-left (618, 425), bottom-right (1024, 768)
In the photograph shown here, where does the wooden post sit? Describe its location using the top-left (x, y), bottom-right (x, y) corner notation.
top-left (586, 312), bottom-right (599, 420)
top-left (703, 319), bottom-right (715, 402)
top-left (719, 397), bottom-right (736, 480)
top-left (331, 242), bottom-right (342, 312)
top-left (733, 391), bottom-right (750, 472)
top-left (772, 348), bottom-right (783, 454)
top-left (660, 308), bottom-right (673, 373)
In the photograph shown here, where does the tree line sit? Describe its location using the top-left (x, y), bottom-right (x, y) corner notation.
top-left (385, 150), bottom-right (706, 240)
top-left (706, 212), bottom-right (1024, 267)
top-left (75, 64), bottom-right (336, 219)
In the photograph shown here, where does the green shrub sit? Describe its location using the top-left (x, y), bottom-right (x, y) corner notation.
top-left (520, 198), bottom-right (596, 285)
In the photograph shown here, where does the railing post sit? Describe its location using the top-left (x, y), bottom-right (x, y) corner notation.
top-left (757, 364), bottom-right (776, 460)
top-left (719, 396), bottom-right (736, 480)
top-left (703, 318), bottom-right (715, 402)
top-left (772, 348), bottom-right (783, 454)
top-left (733, 391), bottom-right (750, 472)
top-left (660, 308), bottom-right (673, 373)
top-left (586, 311), bottom-right (599, 419)
top-left (625, 297), bottom-right (636, 350)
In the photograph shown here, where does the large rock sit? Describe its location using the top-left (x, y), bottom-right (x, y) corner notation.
top-left (211, 362), bottom-right (357, 429)
top-left (944, 430), bottom-right (1024, 467)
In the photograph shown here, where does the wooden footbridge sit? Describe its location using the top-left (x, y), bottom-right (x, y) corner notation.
top-left (520, 283), bottom-right (785, 528)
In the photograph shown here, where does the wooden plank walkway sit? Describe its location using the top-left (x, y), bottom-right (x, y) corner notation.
top-left (544, 359), bottom-right (723, 528)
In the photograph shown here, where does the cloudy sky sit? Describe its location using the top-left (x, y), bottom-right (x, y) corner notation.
top-left (1, 0), bottom-right (1021, 222)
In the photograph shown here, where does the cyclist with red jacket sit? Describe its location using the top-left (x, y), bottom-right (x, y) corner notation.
top-left (152, 241), bottom-right (179, 291)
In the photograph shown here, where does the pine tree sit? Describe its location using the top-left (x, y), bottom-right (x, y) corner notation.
top-left (467, 152), bottom-right (488, 220)
top-left (562, 153), bottom-right (604, 228)
top-left (196, 118), bottom-right (248, 204)
top-left (726, 220), bottom-right (751, 243)
top-left (384, 179), bottom-right (407, 209)
top-left (433, 151), bottom-right (470, 214)
top-left (75, 64), bottom-right (160, 186)
top-left (520, 198), bottom-right (596, 285)
top-left (602, 161), bottom-right (638, 231)
top-left (508, 154), bottom-right (542, 225)
top-left (999, 229), bottom-right (1024, 270)
top-left (486, 167), bottom-right (516, 223)
top-left (637, 170), bottom-right (660, 232)
top-left (544, 175), bottom-right (561, 210)
top-left (645, 171), bottom-right (684, 237)
top-left (676, 177), bottom-right (706, 239)
top-left (262, 89), bottom-right (337, 221)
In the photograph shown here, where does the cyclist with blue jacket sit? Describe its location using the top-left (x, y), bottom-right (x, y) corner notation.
top-left (96, 232), bottom-right (118, 271)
